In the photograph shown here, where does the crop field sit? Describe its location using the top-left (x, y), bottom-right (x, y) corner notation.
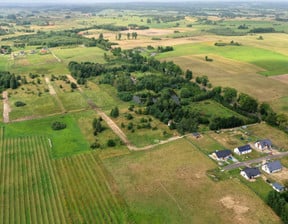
top-left (51, 47), bottom-right (106, 65)
top-left (104, 138), bottom-right (280, 224)
top-left (163, 54), bottom-right (288, 104)
top-left (157, 43), bottom-right (288, 76)
top-left (0, 127), bottom-right (131, 224)
top-left (4, 114), bottom-right (90, 158)
top-left (10, 53), bottom-right (66, 75)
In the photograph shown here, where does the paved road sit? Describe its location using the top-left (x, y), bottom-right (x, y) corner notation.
top-left (223, 151), bottom-right (288, 171)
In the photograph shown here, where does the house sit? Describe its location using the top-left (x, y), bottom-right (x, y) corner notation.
top-left (272, 182), bottom-right (285, 192)
top-left (240, 167), bottom-right (261, 180)
top-left (262, 160), bottom-right (282, 174)
top-left (212, 149), bottom-right (232, 161)
top-left (234, 144), bottom-right (252, 155)
top-left (255, 139), bottom-right (272, 150)
top-left (192, 132), bottom-right (201, 139)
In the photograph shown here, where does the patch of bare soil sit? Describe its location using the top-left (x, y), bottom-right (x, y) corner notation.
top-left (271, 167), bottom-right (288, 182)
top-left (45, 77), bottom-right (56, 95)
top-left (220, 196), bottom-right (250, 223)
top-left (122, 29), bottom-right (175, 36)
top-left (2, 91), bottom-right (11, 123)
top-left (270, 74), bottom-right (288, 85)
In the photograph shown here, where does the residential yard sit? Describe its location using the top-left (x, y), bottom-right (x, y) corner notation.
top-left (104, 138), bottom-right (281, 224)
top-left (246, 123), bottom-right (288, 151)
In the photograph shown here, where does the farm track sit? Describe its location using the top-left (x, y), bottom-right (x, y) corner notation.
top-left (45, 77), bottom-right (66, 113)
top-left (2, 91), bottom-right (11, 123)
top-left (0, 131), bottom-right (130, 223)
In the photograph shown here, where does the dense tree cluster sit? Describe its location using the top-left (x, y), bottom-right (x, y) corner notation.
top-left (0, 71), bottom-right (20, 92)
top-left (267, 191), bottom-right (288, 224)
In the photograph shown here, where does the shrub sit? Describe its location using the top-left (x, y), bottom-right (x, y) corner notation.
top-left (51, 121), bottom-right (67, 130)
top-left (107, 139), bottom-right (116, 147)
top-left (90, 141), bottom-right (101, 149)
top-left (14, 101), bottom-right (26, 107)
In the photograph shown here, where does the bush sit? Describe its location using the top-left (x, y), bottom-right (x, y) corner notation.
top-left (14, 101), bottom-right (26, 107)
top-left (107, 139), bottom-right (116, 147)
top-left (90, 141), bottom-right (101, 149)
top-left (51, 121), bottom-right (67, 130)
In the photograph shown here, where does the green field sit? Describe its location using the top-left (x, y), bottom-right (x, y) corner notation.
top-left (5, 114), bottom-right (90, 158)
top-left (157, 43), bottom-right (288, 76)
top-left (104, 138), bottom-right (280, 224)
top-left (0, 127), bottom-right (132, 223)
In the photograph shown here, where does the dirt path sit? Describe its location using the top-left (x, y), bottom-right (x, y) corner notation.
top-left (66, 75), bottom-right (83, 92)
top-left (45, 77), bottom-right (56, 95)
top-left (50, 50), bottom-right (62, 62)
top-left (86, 99), bottom-right (183, 151)
top-left (2, 91), bottom-right (11, 123)
top-left (45, 76), bottom-right (65, 113)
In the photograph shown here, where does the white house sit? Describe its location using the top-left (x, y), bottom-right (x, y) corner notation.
top-left (234, 144), bottom-right (252, 155)
top-left (212, 149), bottom-right (232, 161)
top-left (262, 160), bottom-right (282, 174)
top-left (240, 167), bottom-right (261, 180)
top-left (255, 139), bottom-right (272, 150)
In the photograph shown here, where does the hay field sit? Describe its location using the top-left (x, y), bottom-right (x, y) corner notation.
top-left (104, 138), bottom-right (280, 224)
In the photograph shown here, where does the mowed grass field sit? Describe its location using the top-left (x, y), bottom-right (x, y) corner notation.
top-left (0, 127), bottom-right (132, 224)
top-left (104, 138), bottom-right (280, 224)
top-left (4, 114), bottom-right (90, 158)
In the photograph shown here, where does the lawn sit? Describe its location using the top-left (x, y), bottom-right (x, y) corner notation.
top-left (191, 100), bottom-right (248, 120)
top-left (246, 123), bottom-right (288, 151)
top-left (9, 94), bottom-right (62, 121)
top-left (4, 113), bottom-right (90, 158)
top-left (104, 138), bottom-right (280, 224)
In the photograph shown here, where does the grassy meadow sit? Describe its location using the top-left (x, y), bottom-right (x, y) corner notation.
top-left (104, 138), bottom-right (280, 224)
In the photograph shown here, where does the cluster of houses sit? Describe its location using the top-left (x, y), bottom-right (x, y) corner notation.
top-left (211, 139), bottom-right (286, 192)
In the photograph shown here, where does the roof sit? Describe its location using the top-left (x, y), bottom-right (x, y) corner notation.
top-left (237, 144), bottom-right (251, 152)
top-left (272, 182), bottom-right (285, 191)
top-left (257, 139), bottom-right (272, 148)
top-left (266, 160), bottom-right (282, 172)
top-left (242, 167), bottom-right (261, 178)
top-left (192, 132), bottom-right (200, 137)
top-left (215, 149), bottom-right (232, 159)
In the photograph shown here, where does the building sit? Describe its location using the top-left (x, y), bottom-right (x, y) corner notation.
top-left (262, 160), bottom-right (282, 174)
top-left (254, 139), bottom-right (272, 150)
top-left (272, 182), bottom-right (285, 193)
top-left (240, 167), bottom-right (261, 180)
top-left (212, 149), bottom-right (232, 161)
top-left (234, 144), bottom-right (252, 155)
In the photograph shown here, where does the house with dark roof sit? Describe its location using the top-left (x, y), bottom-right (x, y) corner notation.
top-left (254, 139), bottom-right (272, 150)
top-left (272, 182), bottom-right (285, 192)
top-left (240, 167), bottom-right (261, 180)
top-left (262, 160), bottom-right (282, 174)
top-left (212, 149), bottom-right (232, 161)
top-left (234, 144), bottom-right (252, 155)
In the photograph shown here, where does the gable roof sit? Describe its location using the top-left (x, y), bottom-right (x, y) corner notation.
top-left (242, 167), bottom-right (261, 178)
top-left (237, 144), bottom-right (251, 152)
top-left (257, 139), bottom-right (272, 148)
top-left (266, 160), bottom-right (282, 172)
top-left (272, 182), bottom-right (285, 191)
top-left (215, 149), bottom-right (232, 159)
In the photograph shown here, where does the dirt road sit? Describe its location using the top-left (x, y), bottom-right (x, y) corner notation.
top-left (66, 75), bottom-right (83, 92)
top-left (2, 91), bottom-right (11, 123)
top-left (45, 77), bottom-right (56, 95)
